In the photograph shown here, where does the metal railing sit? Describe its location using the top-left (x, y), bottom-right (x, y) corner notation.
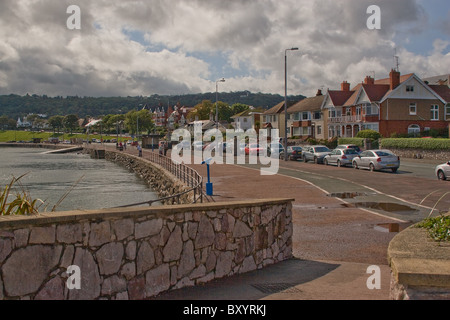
top-left (87, 145), bottom-right (204, 208)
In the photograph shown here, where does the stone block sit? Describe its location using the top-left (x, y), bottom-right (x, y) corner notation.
top-left (0, 238), bottom-right (12, 264)
top-left (89, 221), bottom-right (111, 247)
top-left (29, 226), bottom-right (56, 244)
top-left (136, 242), bottom-right (155, 275)
top-left (69, 248), bottom-right (101, 300)
top-left (194, 216), bottom-right (215, 249)
top-left (34, 276), bottom-right (65, 300)
top-left (56, 224), bottom-right (82, 244)
top-left (163, 226), bottom-right (183, 262)
top-left (145, 264), bottom-right (170, 297)
top-left (96, 242), bottom-right (124, 276)
top-left (178, 240), bottom-right (195, 278)
top-left (2, 245), bottom-right (62, 297)
top-left (135, 219), bottom-right (163, 239)
top-left (112, 219), bottom-right (134, 241)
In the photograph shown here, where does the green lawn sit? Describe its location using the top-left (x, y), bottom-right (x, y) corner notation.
top-left (0, 130), bottom-right (129, 143)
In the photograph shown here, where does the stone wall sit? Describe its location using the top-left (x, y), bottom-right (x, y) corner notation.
top-left (388, 224), bottom-right (450, 300)
top-left (103, 150), bottom-right (195, 205)
top-left (0, 199), bottom-right (293, 300)
top-left (386, 148), bottom-right (450, 162)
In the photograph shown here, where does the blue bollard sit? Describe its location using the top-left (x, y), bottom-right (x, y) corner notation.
top-left (202, 158), bottom-right (213, 196)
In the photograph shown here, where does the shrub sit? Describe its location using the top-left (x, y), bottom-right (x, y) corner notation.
top-left (338, 138), bottom-right (364, 147)
top-left (356, 129), bottom-right (382, 140)
top-left (380, 138), bottom-right (450, 150)
top-left (416, 215), bottom-right (450, 242)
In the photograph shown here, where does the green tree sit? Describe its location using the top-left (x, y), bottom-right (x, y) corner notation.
top-left (231, 103), bottom-right (250, 116)
top-left (356, 129), bottom-right (382, 140)
top-left (63, 114), bottom-right (79, 134)
top-left (125, 110), bottom-right (153, 135)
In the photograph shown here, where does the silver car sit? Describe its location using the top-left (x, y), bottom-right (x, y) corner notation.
top-left (436, 161), bottom-right (450, 181)
top-left (324, 148), bottom-right (359, 167)
top-left (352, 149), bottom-right (400, 173)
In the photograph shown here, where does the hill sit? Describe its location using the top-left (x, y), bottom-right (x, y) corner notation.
top-left (0, 92), bottom-right (305, 119)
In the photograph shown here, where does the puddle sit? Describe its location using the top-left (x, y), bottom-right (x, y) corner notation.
top-left (327, 192), bottom-right (368, 199)
top-left (352, 202), bottom-right (419, 215)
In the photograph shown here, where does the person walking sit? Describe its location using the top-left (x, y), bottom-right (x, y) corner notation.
top-left (137, 144), bottom-right (142, 157)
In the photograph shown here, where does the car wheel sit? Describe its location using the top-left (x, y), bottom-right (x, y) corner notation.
top-left (438, 170), bottom-right (447, 181)
top-left (391, 168), bottom-right (398, 173)
top-left (369, 163), bottom-right (375, 172)
top-left (303, 156), bottom-right (308, 163)
top-left (324, 159), bottom-right (328, 166)
top-left (353, 161), bottom-right (359, 169)
top-left (314, 157), bottom-right (318, 164)
top-left (337, 160), bottom-right (341, 168)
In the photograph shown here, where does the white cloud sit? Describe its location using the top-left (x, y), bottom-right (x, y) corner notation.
top-left (0, 0), bottom-right (448, 99)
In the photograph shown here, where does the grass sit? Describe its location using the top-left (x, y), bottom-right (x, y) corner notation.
top-left (0, 130), bottom-right (128, 143)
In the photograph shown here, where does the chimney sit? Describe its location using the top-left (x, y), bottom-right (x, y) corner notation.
top-left (341, 81), bottom-right (350, 91)
top-left (389, 69), bottom-right (400, 90)
top-left (316, 89), bottom-right (323, 96)
top-left (364, 76), bottom-right (375, 85)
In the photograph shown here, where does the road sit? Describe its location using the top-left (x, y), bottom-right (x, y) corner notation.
top-left (243, 157), bottom-right (450, 224)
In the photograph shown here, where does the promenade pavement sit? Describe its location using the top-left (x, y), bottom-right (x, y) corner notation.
top-left (117, 146), bottom-right (408, 300)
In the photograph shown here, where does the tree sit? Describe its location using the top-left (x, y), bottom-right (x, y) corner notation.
top-left (125, 110), bottom-right (154, 135)
top-left (187, 100), bottom-right (232, 122)
top-left (231, 103), bottom-right (250, 116)
top-left (63, 114), bottom-right (79, 134)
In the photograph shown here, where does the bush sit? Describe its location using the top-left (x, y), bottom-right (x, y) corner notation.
top-left (338, 138), bottom-right (364, 147)
top-left (380, 138), bottom-right (450, 150)
top-left (356, 129), bottom-right (382, 140)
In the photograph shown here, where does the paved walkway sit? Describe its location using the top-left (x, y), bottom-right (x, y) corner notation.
top-left (107, 145), bottom-right (406, 299)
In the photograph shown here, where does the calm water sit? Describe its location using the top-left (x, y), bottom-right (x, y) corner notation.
top-left (0, 147), bottom-right (160, 212)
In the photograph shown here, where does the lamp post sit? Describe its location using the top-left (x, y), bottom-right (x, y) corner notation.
top-left (284, 47), bottom-right (298, 161)
top-left (216, 78), bottom-right (225, 130)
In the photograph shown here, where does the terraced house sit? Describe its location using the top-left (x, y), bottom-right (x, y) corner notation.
top-left (322, 70), bottom-right (450, 138)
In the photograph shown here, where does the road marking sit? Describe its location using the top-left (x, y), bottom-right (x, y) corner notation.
top-left (232, 164), bottom-right (408, 222)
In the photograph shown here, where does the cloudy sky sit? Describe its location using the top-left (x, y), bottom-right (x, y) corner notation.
top-left (0, 0), bottom-right (449, 98)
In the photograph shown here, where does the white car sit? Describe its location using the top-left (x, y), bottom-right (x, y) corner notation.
top-left (436, 161), bottom-right (450, 181)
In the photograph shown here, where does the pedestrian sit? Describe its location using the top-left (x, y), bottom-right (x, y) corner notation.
top-left (137, 144), bottom-right (142, 157)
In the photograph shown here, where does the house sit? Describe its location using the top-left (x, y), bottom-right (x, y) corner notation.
top-left (287, 90), bottom-right (326, 140)
top-left (231, 107), bottom-right (265, 131)
top-left (321, 81), bottom-right (356, 138)
top-left (323, 70), bottom-right (450, 138)
top-left (262, 100), bottom-right (297, 139)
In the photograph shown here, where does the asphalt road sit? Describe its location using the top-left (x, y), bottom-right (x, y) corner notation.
top-left (240, 157), bottom-right (450, 224)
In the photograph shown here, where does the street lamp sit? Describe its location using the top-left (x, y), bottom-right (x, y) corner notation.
top-left (284, 47), bottom-right (298, 161)
top-left (216, 78), bottom-right (225, 129)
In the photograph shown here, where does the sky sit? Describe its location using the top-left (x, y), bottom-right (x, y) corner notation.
top-left (0, 0), bottom-right (449, 99)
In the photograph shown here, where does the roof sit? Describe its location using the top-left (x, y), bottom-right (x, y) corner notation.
top-left (327, 90), bottom-right (355, 107)
top-left (374, 73), bottom-right (414, 85)
top-left (287, 95), bottom-right (325, 113)
top-left (344, 83), bottom-right (391, 106)
top-left (423, 74), bottom-right (450, 86)
top-left (231, 107), bottom-right (265, 118)
top-left (264, 101), bottom-right (297, 115)
top-left (429, 85), bottom-right (450, 103)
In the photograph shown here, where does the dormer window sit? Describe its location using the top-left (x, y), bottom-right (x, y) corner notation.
top-left (406, 85), bottom-right (415, 92)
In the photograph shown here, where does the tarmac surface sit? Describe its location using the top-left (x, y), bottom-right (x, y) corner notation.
top-left (145, 151), bottom-right (410, 300)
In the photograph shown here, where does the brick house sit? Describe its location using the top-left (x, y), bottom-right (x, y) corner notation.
top-left (323, 70), bottom-right (450, 138)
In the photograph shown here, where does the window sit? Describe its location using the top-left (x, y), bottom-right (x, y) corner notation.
top-left (408, 124), bottom-right (420, 136)
top-left (406, 85), bottom-right (415, 92)
top-left (409, 103), bottom-right (417, 115)
top-left (446, 104), bottom-right (450, 120)
top-left (365, 103), bottom-right (378, 115)
top-left (302, 112), bottom-right (310, 120)
top-left (431, 105), bottom-right (439, 121)
top-left (313, 112), bottom-right (321, 120)
top-left (317, 126), bottom-right (322, 135)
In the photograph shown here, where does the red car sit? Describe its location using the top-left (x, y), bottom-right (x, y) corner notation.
top-left (245, 143), bottom-right (265, 155)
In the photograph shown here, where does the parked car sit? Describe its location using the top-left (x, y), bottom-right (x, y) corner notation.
top-left (324, 148), bottom-right (359, 167)
top-left (336, 144), bottom-right (362, 154)
top-left (245, 143), bottom-right (265, 155)
top-left (352, 149), bottom-right (400, 173)
top-left (280, 146), bottom-right (303, 161)
top-left (268, 143), bottom-right (285, 157)
top-left (435, 161), bottom-right (450, 181)
top-left (302, 145), bottom-right (332, 164)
